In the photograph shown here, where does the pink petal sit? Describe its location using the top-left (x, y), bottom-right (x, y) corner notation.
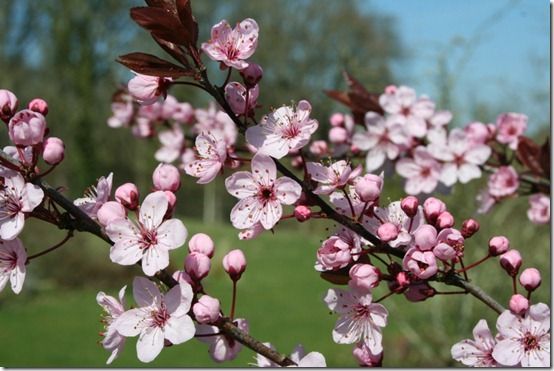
top-left (140, 191), bottom-right (168, 230)
top-left (297, 352), bottom-right (327, 367)
top-left (0, 212), bottom-right (24, 240)
top-left (22, 183), bottom-right (44, 211)
top-left (465, 145), bottom-right (491, 164)
top-left (142, 246), bottom-right (170, 276)
top-left (164, 314), bottom-right (195, 345)
top-left (274, 177), bottom-right (302, 205)
top-left (492, 338), bottom-right (522, 366)
top-left (133, 276), bottom-right (162, 307)
top-left (137, 326), bottom-right (165, 363)
top-left (306, 162), bottom-right (329, 183)
top-left (109, 240), bottom-right (143, 266)
top-left (259, 200), bottom-right (283, 230)
top-left (156, 219), bottom-right (187, 250)
top-left (114, 308), bottom-right (148, 337)
top-left (365, 147), bottom-right (386, 172)
top-left (230, 197), bottom-right (263, 229)
top-left (225, 171), bottom-right (257, 199)
top-left (251, 153), bottom-right (276, 186)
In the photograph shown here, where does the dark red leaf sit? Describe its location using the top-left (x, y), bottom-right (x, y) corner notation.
top-left (150, 34), bottom-right (190, 68)
top-left (324, 89), bottom-right (352, 107)
top-left (320, 270), bottom-right (350, 285)
top-left (540, 137), bottom-right (550, 178)
top-left (117, 52), bottom-right (194, 78)
top-left (176, 0), bottom-right (199, 45)
top-left (130, 7), bottom-right (192, 46)
top-left (516, 136), bottom-right (544, 176)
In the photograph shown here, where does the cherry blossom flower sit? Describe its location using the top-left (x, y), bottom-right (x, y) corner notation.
top-left (201, 18), bottom-right (259, 69)
top-left (107, 99), bottom-right (134, 129)
top-left (364, 201), bottom-right (424, 249)
top-left (495, 112), bottom-right (527, 150)
top-left (352, 112), bottom-right (408, 172)
top-left (97, 286), bottom-right (127, 364)
top-left (487, 166), bottom-right (519, 198)
top-left (527, 193), bottom-right (550, 224)
top-left (74, 173), bottom-right (113, 219)
top-left (492, 303), bottom-right (550, 367)
top-left (224, 82), bottom-right (259, 116)
top-left (324, 288), bottom-right (388, 354)
top-left (114, 277), bottom-right (195, 363)
top-left (0, 174), bottom-right (44, 240)
top-left (105, 191), bottom-right (188, 276)
top-left (402, 247), bottom-right (438, 279)
top-left (245, 100), bottom-right (318, 159)
top-left (194, 103), bottom-right (238, 146)
top-left (306, 160), bottom-right (362, 195)
top-left (155, 126), bottom-right (184, 163)
top-left (0, 238), bottom-right (27, 294)
top-left (196, 319), bottom-right (249, 362)
top-left (238, 222), bottom-right (264, 240)
top-left (316, 228), bottom-right (362, 271)
top-left (161, 95), bottom-right (194, 124)
top-left (127, 73), bottom-right (172, 106)
top-left (378, 85), bottom-right (435, 138)
top-left (396, 146), bottom-right (441, 195)
top-left (330, 188), bottom-right (367, 219)
top-left (427, 129), bottom-right (491, 186)
top-left (185, 132), bottom-right (227, 184)
top-left (225, 153), bottom-right (301, 230)
top-left (352, 342), bottom-right (383, 367)
top-left (451, 319), bottom-right (499, 367)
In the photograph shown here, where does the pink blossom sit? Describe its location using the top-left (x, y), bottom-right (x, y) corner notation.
top-left (107, 99), bottom-right (133, 128)
top-left (0, 238), bottom-right (27, 294)
top-left (464, 121), bottom-right (492, 145)
top-left (114, 277), bottom-right (195, 363)
top-left (519, 268), bottom-right (541, 292)
top-left (224, 82), bottom-right (259, 116)
top-left (330, 188), bottom-right (367, 219)
top-left (115, 183), bottom-right (139, 210)
top-left (185, 132), bottom-right (227, 184)
top-left (161, 95), bottom-right (194, 123)
top-left (352, 112), bottom-right (408, 171)
top-left (246, 100), bottom-right (318, 159)
top-left (488, 166), bottom-right (519, 198)
top-left (131, 116), bottom-right (154, 138)
top-left (451, 319), bottom-right (499, 367)
top-left (127, 73), bottom-right (171, 106)
top-left (309, 140), bottom-right (328, 157)
top-left (527, 193), bottom-right (549, 224)
top-left (0, 89), bottom-right (18, 122)
top-left (0, 174), bottom-right (44, 240)
top-left (402, 247), bottom-right (438, 279)
top-left (193, 295), bottom-right (220, 324)
top-left (240, 63), bottom-right (263, 88)
top-left (306, 160), bottom-right (361, 195)
top-left (155, 126), bottom-right (184, 163)
top-left (377, 222), bottom-right (399, 242)
top-left (324, 288), bottom-right (388, 354)
top-left (8, 109), bottom-right (47, 146)
top-left (225, 154), bottom-right (301, 230)
top-left (433, 228), bottom-right (464, 261)
top-left (353, 173), bottom-right (383, 202)
top-left (400, 196), bottom-right (419, 217)
top-left (352, 342), bottom-right (383, 367)
top-left (348, 264), bottom-right (381, 291)
top-left (28, 98), bottom-right (48, 115)
top-left (194, 103), bottom-right (238, 146)
top-left (495, 112), bottom-right (527, 150)
top-left (378, 85), bottom-right (435, 138)
top-left (492, 303), bottom-right (550, 367)
top-left (509, 294), bottom-right (529, 315)
top-left (222, 249), bottom-right (247, 281)
top-left (499, 249), bottom-right (522, 276)
top-left (294, 205), bottom-right (312, 222)
top-left (152, 163), bottom-right (181, 192)
top-left (42, 137), bottom-right (65, 165)
top-left (316, 227), bottom-right (362, 271)
top-left (256, 343), bottom-right (326, 367)
top-left (188, 233), bottom-right (215, 258)
top-left (74, 173), bottom-right (113, 219)
top-left (196, 319), bottom-right (249, 362)
top-left (461, 218), bottom-right (480, 238)
top-left (488, 235), bottom-right (510, 256)
top-left (238, 222), bottom-right (264, 240)
top-left (201, 19), bottom-right (259, 69)
top-left (184, 252), bottom-right (211, 281)
top-left (97, 285), bottom-right (127, 364)
top-left (105, 191), bottom-right (188, 276)
top-left (396, 146), bottom-right (441, 194)
top-left (97, 201), bottom-right (127, 227)
top-left (364, 201), bottom-right (424, 249)
top-left (427, 129), bottom-right (491, 186)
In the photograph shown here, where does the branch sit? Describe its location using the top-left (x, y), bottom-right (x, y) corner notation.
top-left (440, 274), bottom-right (506, 314)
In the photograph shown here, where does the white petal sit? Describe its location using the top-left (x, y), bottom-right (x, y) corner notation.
top-left (137, 326), bottom-right (165, 363)
top-left (164, 314), bottom-right (195, 345)
top-left (156, 219), bottom-right (187, 250)
top-left (140, 191), bottom-right (168, 230)
top-left (133, 277), bottom-right (162, 307)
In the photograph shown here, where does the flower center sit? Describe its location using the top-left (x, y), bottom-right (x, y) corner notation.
top-left (258, 186), bottom-right (275, 203)
top-left (353, 303), bottom-right (371, 319)
top-left (141, 229), bottom-right (158, 249)
top-left (522, 331), bottom-right (539, 352)
top-left (151, 304), bottom-right (170, 328)
top-left (0, 248), bottom-right (17, 273)
top-left (281, 122), bottom-right (300, 140)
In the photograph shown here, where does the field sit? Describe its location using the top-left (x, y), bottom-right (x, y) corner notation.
top-left (0, 181), bottom-right (549, 367)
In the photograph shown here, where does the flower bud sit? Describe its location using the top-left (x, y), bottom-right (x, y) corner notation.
top-left (348, 263), bottom-right (381, 291)
top-left (488, 236), bottom-right (510, 256)
top-left (240, 63), bottom-right (263, 88)
top-left (436, 211), bottom-right (454, 229)
top-left (115, 183), bottom-right (139, 210)
top-left (377, 222), bottom-right (399, 243)
top-left (509, 294), bottom-right (529, 315)
top-left (423, 197), bottom-right (446, 222)
top-left (188, 233), bottom-right (215, 258)
top-left (222, 249), bottom-right (247, 281)
top-left (328, 127), bottom-right (348, 144)
top-left (163, 191), bottom-right (177, 218)
top-left (42, 137), bottom-right (64, 165)
top-left (329, 113), bottom-right (344, 127)
top-left (413, 225), bottom-right (437, 251)
top-left (152, 163), bottom-right (181, 192)
top-left (0, 89), bottom-right (18, 122)
top-left (401, 196), bottom-right (419, 217)
top-left (519, 268), bottom-right (541, 292)
top-left (499, 249), bottom-right (522, 276)
top-left (128, 73), bottom-right (171, 105)
top-left (8, 109), bottom-right (46, 146)
top-left (461, 219), bottom-right (480, 238)
top-left (97, 201), bottom-right (127, 227)
top-left (294, 205), bottom-right (312, 222)
top-left (309, 140), bottom-right (328, 157)
top-left (192, 295), bottom-right (221, 324)
top-left (224, 82), bottom-right (259, 116)
top-left (28, 98), bottom-right (48, 115)
top-left (352, 343), bottom-right (383, 367)
top-left (354, 174), bottom-right (383, 203)
top-left (185, 252), bottom-right (211, 281)
top-left (404, 282), bottom-right (436, 302)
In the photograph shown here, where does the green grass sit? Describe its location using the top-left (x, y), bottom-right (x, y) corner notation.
top-left (0, 187), bottom-right (550, 367)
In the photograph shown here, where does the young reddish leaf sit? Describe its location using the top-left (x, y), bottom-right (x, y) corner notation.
top-left (117, 52), bottom-right (194, 78)
top-left (320, 270), bottom-right (350, 285)
top-left (176, 0), bottom-right (199, 45)
top-left (324, 89), bottom-right (352, 107)
top-left (540, 137), bottom-right (550, 178)
top-left (150, 34), bottom-right (191, 68)
top-left (130, 7), bottom-right (193, 46)
top-left (516, 136), bottom-right (544, 176)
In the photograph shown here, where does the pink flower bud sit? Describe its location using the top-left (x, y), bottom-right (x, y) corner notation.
top-left (127, 73), bottom-right (171, 105)
top-left (401, 196), bottom-right (419, 217)
top-left (436, 211), bottom-right (454, 229)
top-left (294, 205), bottom-right (312, 222)
top-left (28, 98), bottom-right (48, 115)
top-left (354, 174), bottom-right (383, 203)
top-left (403, 249), bottom-right (438, 279)
top-left (413, 225), bottom-right (437, 251)
top-left (8, 109), bottom-right (46, 146)
top-left (192, 295), bottom-right (221, 324)
top-left (0, 89), bottom-right (18, 122)
top-left (222, 249), bottom-right (247, 281)
top-left (352, 343), bottom-right (383, 367)
top-left (384, 85), bottom-right (397, 95)
top-left (488, 236), bottom-right (510, 256)
top-left (509, 294), bottom-right (529, 315)
top-left (97, 201), bottom-right (127, 227)
top-left (115, 183), bottom-right (139, 210)
top-left (461, 219), bottom-right (480, 238)
top-left (433, 243), bottom-right (456, 261)
top-left (152, 163), bottom-right (181, 192)
top-left (377, 222), bottom-right (399, 243)
top-left (519, 268), bottom-right (541, 291)
top-left (188, 233), bottom-right (215, 258)
top-left (185, 252), bottom-right (211, 281)
top-left (499, 249), bottom-right (522, 276)
top-left (348, 263), bottom-right (381, 291)
top-left (163, 191), bottom-right (177, 218)
top-left (317, 237), bottom-right (352, 270)
top-left (423, 197), bottom-right (446, 222)
top-left (329, 127), bottom-right (348, 144)
top-left (329, 112), bottom-right (344, 127)
top-left (240, 63), bottom-right (263, 88)
top-left (42, 137), bottom-right (64, 165)
top-left (309, 140), bottom-right (328, 156)
top-left (224, 82), bottom-right (259, 116)
top-left (404, 282), bottom-right (436, 302)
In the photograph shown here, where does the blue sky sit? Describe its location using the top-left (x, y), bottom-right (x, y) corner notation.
top-left (362, 0), bottom-right (549, 129)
